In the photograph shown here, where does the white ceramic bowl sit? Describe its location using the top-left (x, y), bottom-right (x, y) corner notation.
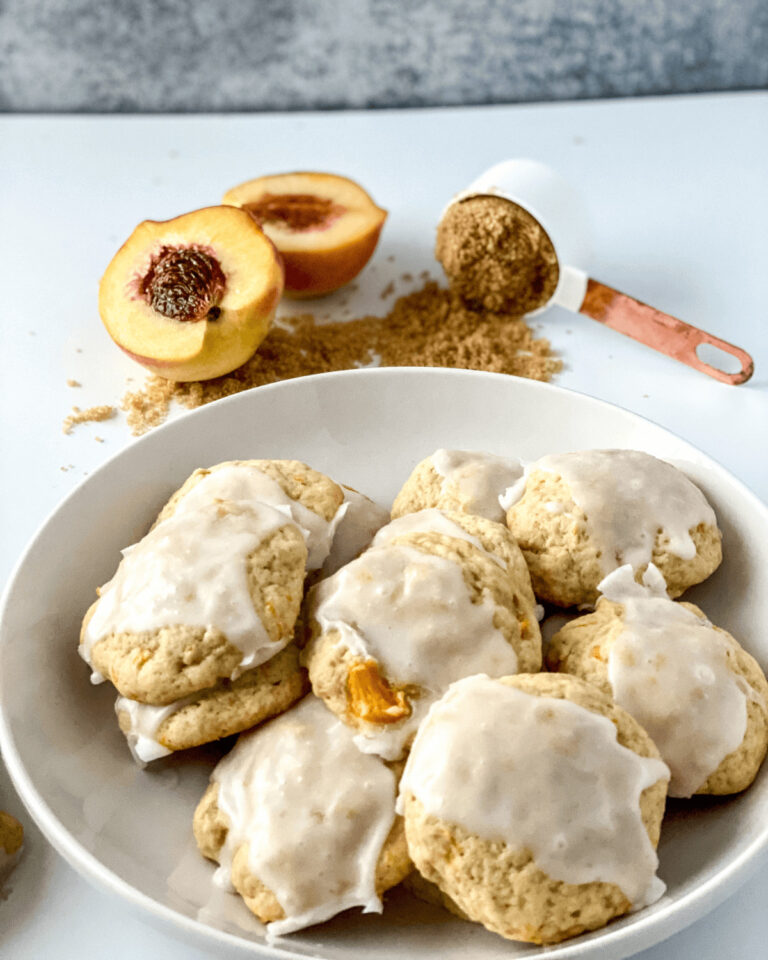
top-left (1, 368), bottom-right (767, 960)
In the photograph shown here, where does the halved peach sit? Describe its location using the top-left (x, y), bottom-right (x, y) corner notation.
top-left (223, 172), bottom-right (387, 298)
top-left (99, 206), bottom-right (284, 381)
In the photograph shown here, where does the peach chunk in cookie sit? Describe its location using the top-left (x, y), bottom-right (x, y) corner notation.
top-left (303, 510), bottom-right (540, 760)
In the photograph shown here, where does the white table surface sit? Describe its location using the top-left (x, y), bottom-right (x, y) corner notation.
top-left (1, 93), bottom-right (767, 958)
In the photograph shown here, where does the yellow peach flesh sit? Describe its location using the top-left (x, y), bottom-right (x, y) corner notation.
top-left (99, 206), bottom-right (284, 381)
top-left (223, 172), bottom-right (386, 297)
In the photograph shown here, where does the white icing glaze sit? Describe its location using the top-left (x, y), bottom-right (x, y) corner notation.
top-left (372, 508), bottom-right (504, 566)
top-left (311, 544), bottom-right (518, 760)
top-left (170, 463), bottom-right (347, 570)
top-left (600, 564), bottom-right (755, 798)
top-left (321, 487), bottom-right (389, 576)
top-left (512, 450), bottom-right (717, 574)
top-left (399, 674), bottom-right (669, 908)
top-left (211, 696), bottom-right (396, 938)
top-left (114, 695), bottom-right (188, 764)
top-left (430, 449), bottom-right (523, 522)
top-left (499, 472), bottom-right (528, 511)
top-left (81, 500), bottom-right (295, 674)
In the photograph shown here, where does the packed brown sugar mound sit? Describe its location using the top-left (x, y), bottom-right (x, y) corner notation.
top-left (122, 282), bottom-right (561, 435)
top-left (436, 196), bottom-right (560, 315)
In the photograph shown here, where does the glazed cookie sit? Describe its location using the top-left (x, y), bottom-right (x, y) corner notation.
top-left (320, 485), bottom-right (390, 577)
top-left (399, 673), bottom-right (669, 945)
top-left (154, 459), bottom-right (346, 570)
top-left (80, 499), bottom-right (307, 704)
top-left (115, 642), bottom-right (308, 763)
top-left (193, 696), bottom-right (411, 937)
top-left (547, 564), bottom-right (768, 797)
top-left (505, 449), bottom-right (722, 606)
top-left (373, 507), bottom-right (535, 580)
top-left (392, 449), bottom-right (523, 523)
top-left (304, 516), bottom-right (541, 760)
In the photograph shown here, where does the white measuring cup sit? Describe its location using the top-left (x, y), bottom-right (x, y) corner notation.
top-left (446, 159), bottom-right (753, 385)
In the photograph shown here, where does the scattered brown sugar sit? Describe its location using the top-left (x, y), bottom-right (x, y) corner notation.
top-left (435, 196), bottom-right (560, 314)
top-left (66, 378), bottom-right (81, 387)
top-left (121, 281), bottom-right (560, 435)
top-left (62, 404), bottom-right (116, 435)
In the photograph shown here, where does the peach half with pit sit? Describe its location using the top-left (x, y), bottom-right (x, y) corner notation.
top-left (99, 206), bottom-right (284, 381)
top-left (223, 172), bottom-right (387, 298)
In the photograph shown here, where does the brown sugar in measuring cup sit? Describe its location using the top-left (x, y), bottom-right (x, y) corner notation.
top-left (436, 196), bottom-right (560, 316)
top-left (438, 161), bottom-right (753, 385)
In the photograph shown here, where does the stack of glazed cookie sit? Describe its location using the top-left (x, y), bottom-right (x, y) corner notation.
top-left (79, 448), bottom-right (768, 946)
top-left (79, 460), bottom-right (387, 762)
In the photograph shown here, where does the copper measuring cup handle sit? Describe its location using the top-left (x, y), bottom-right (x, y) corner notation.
top-left (578, 278), bottom-right (754, 386)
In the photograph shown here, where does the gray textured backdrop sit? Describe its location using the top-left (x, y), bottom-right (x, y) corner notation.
top-left (1, 0), bottom-right (766, 112)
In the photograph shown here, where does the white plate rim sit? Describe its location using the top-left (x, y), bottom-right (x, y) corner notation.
top-left (1, 366), bottom-right (767, 960)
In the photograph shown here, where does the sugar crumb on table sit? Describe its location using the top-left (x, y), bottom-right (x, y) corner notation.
top-left (62, 404), bottom-right (116, 435)
top-left (121, 281), bottom-right (560, 436)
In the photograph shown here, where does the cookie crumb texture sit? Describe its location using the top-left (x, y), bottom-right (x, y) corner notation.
top-left (401, 674), bottom-right (667, 945)
top-left (117, 643), bottom-right (308, 754)
top-left (122, 282), bottom-right (561, 435)
top-left (436, 196), bottom-right (560, 314)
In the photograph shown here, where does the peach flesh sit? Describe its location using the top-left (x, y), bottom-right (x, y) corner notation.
top-left (244, 193), bottom-right (346, 233)
top-left (223, 173), bottom-right (387, 298)
top-left (99, 205), bottom-right (285, 381)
